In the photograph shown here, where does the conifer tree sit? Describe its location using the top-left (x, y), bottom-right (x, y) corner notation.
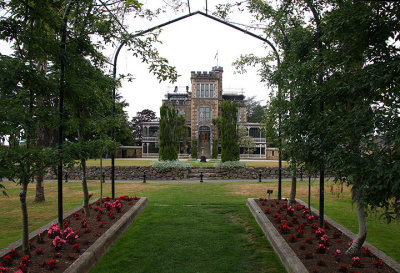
top-left (221, 101), bottom-right (239, 162)
top-left (159, 104), bottom-right (178, 160)
top-left (212, 138), bottom-right (219, 159)
top-left (191, 139), bottom-right (198, 159)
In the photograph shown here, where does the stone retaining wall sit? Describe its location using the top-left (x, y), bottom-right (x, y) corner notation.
top-left (44, 166), bottom-right (297, 180)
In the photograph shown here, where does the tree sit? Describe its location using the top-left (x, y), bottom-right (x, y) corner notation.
top-left (211, 138), bottom-right (219, 159)
top-left (246, 96), bottom-right (265, 123)
top-left (129, 109), bottom-right (157, 145)
top-left (175, 114), bottom-right (188, 154)
top-left (0, 1), bottom-right (62, 254)
top-left (159, 103), bottom-right (178, 160)
top-left (238, 126), bottom-right (255, 156)
top-left (220, 101), bottom-right (239, 162)
top-left (191, 139), bottom-right (198, 159)
top-left (116, 112), bottom-right (135, 146)
top-left (239, 0), bottom-right (400, 255)
top-left (264, 94), bottom-right (281, 148)
top-left (211, 117), bottom-right (221, 159)
top-left (0, 0), bottom-right (179, 255)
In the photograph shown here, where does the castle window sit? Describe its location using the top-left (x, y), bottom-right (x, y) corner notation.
top-left (196, 83), bottom-right (215, 98)
top-left (199, 107), bottom-right (211, 118)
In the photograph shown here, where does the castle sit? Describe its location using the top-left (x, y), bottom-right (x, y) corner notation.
top-left (140, 66), bottom-right (269, 158)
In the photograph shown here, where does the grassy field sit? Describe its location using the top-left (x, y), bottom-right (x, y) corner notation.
top-left (0, 180), bottom-right (399, 272)
top-left (85, 159), bottom-right (289, 168)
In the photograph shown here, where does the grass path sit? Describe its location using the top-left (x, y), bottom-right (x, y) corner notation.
top-left (91, 183), bottom-right (285, 273)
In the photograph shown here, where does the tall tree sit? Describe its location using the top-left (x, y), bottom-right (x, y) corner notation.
top-left (264, 94), bottom-right (281, 148)
top-left (115, 112), bottom-right (135, 146)
top-left (237, 0), bottom-right (400, 255)
top-left (175, 114), bottom-right (188, 154)
top-left (246, 96), bottom-right (265, 123)
top-left (158, 103), bottom-right (178, 160)
top-left (238, 125), bottom-right (255, 156)
top-left (129, 109), bottom-right (157, 145)
top-left (0, 0), bottom-right (179, 254)
top-left (220, 101), bottom-right (239, 162)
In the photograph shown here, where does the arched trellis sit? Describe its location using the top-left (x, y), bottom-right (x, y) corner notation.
top-left (110, 10), bottom-right (283, 199)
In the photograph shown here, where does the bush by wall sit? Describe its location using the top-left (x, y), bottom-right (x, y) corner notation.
top-left (151, 160), bottom-right (191, 172)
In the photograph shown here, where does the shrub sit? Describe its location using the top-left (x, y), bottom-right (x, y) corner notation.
top-left (211, 138), bottom-right (219, 159)
top-left (152, 160), bottom-right (191, 172)
top-left (191, 139), bottom-right (198, 159)
top-left (214, 161), bottom-right (246, 168)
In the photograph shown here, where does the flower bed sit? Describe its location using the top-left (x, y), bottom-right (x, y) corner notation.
top-left (249, 197), bottom-right (400, 273)
top-left (0, 196), bottom-right (144, 273)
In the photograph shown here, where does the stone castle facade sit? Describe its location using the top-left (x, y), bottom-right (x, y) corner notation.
top-left (141, 66), bottom-right (267, 158)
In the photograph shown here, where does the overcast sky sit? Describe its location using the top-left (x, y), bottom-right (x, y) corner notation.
top-left (0, 0), bottom-right (276, 119)
top-left (113, 0), bottom-right (275, 118)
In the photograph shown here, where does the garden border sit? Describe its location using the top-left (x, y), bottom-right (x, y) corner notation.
top-left (247, 198), bottom-right (400, 273)
top-left (0, 197), bottom-right (148, 273)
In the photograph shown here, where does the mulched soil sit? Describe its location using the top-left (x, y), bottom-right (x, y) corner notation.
top-left (0, 196), bottom-right (139, 273)
top-left (256, 198), bottom-right (397, 273)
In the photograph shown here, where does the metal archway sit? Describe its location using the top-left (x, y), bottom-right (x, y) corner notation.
top-left (110, 10), bottom-right (283, 199)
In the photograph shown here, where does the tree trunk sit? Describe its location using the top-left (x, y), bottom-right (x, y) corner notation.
top-left (81, 159), bottom-right (90, 217)
top-left (289, 167), bottom-right (297, 206)
top-left (20, 180), bottom-right (30, 255)
top-left (35, 174), bottom-right (45, 202)
top-left (346, 196), bottom-right (367, 256)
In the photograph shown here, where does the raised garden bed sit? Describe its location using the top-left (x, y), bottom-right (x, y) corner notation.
top-left (0, 196), bottom-right (147, 273)
top-left (247, 198), bottom-right (400, 273)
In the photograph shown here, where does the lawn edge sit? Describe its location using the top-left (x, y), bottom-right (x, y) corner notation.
top-left (0, 197), bottom-right (148, 273)
top-left (0, 198), bottom-right (102, 258)
top-left (295, 198), bottom-right (400, 273)
top-left (247, 198), bottom-right (307, 273)
top-left (64, 197), bottom-right (147, 273)
top-left (247, 198), bottom-right (400, 273)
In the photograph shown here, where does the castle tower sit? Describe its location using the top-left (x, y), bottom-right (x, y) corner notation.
top-left (190, 66), bottom-right (223, 157)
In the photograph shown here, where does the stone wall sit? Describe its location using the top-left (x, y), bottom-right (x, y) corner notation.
top-left (44, 166), bottom-right (299, 181)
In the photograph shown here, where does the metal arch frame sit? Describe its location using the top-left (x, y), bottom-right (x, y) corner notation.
top-left (111, 10), bottom-right (283, 199)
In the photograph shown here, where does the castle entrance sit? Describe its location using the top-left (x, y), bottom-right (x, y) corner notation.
top-left (198, 126), bottom-right (211, 158)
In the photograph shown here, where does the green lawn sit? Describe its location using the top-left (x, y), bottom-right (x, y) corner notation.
top-left (85, 159), bottom-right (288, 168)
top-left (0, 180), bottom-right (399, 272)
top-left (91, 184), bottom-right (284, 273)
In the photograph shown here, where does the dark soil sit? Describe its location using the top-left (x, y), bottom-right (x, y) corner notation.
top-left (256, 198), bottom-right (396, 273)
top-left (0, 196), bottom-right (139, 273)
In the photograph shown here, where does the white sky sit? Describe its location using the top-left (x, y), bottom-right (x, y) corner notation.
top-left (0, 0), bottom-right (276, 119)
top-left (113, 0), bottom-right (275, 118)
